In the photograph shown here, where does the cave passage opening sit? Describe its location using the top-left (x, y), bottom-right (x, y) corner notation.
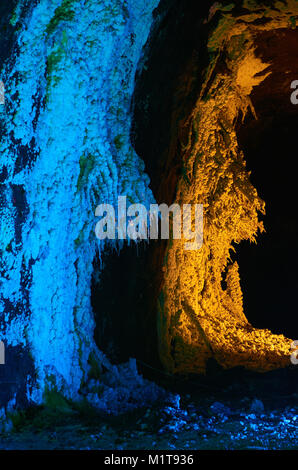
top-left (236, 111), bottom-right (298, 339)
top-left (234, 27), bottom-right (298, 340)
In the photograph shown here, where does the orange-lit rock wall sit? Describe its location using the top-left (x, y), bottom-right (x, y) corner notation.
top-left (158, 1), bottom-right (298, 374)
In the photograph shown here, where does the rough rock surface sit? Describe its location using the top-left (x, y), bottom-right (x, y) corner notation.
top-left (153, 0), bottom-right (297, 374)
top-left (0, 0), bottom-right (297, 417)
top-left (0, 0), bottom-right (159, 408)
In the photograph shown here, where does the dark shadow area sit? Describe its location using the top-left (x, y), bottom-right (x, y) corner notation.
top-left (235, 27), bottom-right (298, 339)
top-left (0, 0), bottom-right (18, 64)
top-left (236, 112), bottom-right (298, 338)
top-left (91, 242), bottom-right (161, 367)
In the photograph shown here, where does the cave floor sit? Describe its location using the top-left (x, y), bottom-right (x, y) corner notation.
top-left (1, 367), bottom-right (297, 450)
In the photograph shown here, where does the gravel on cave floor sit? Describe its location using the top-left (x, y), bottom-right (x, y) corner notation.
top-left (0, 366), bottom-right (297, 450)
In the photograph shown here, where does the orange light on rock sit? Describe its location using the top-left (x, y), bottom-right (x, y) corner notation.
top-left (157, 3), bottom-right (298, 374)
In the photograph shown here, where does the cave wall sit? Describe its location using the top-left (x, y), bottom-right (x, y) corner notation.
top-left (93, 0), bottom-right (297, 375)
top-left (0, 0), bottom-right (160, 410)
top-left (1, 0), bottom-right (297, 415)
top-left (149, 0), bottom-right (297, 374)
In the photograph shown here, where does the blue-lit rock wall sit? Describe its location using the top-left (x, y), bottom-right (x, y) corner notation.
top-left (0, 0), bottom-right (159, 408)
